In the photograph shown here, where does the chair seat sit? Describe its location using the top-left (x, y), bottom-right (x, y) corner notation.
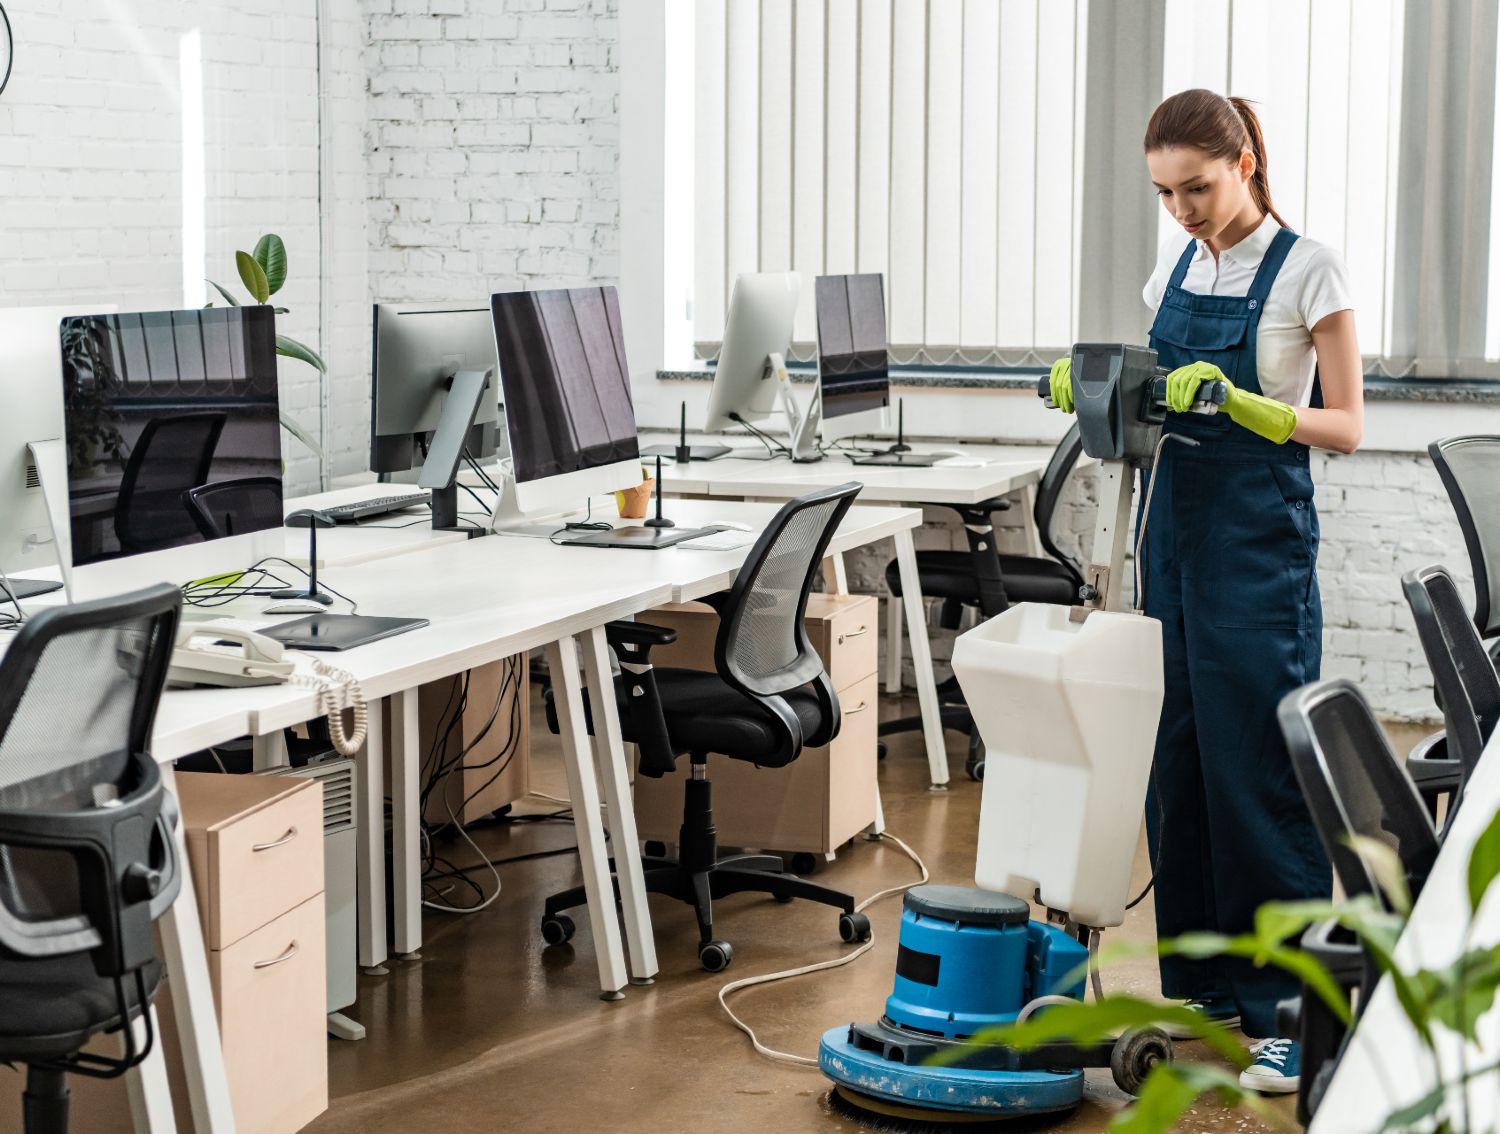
top-left (885, 550), bottom-right (1080, 608)
top-left (0, 955), bottom-right (161, 1061)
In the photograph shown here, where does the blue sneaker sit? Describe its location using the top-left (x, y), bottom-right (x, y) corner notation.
top-left (1239, 1037), bottom-right (1300, 1094)
top-left (1160, 998), bottom-right (1241, 1039)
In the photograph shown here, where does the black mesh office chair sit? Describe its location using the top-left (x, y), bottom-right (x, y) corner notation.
top-left (0, 583), bottom-right (184, 1134)
top-left (1401, 564), bottom-right (1500, 833)
top-left (541, 483), bottom-right (870, 972)
top-left (881, 425), bottom-right (1086, 778)
top-left (114, 413), bottom-right (227, 554)
top-left (1276, 678), bottom-right (1441, 1124)
top-left (183, 476), bottom-right (285, 539)
top-left (1429, 436), bottom-right (1500, 664)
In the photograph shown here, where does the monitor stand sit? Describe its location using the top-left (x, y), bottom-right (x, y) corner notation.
top-left (771, 354), bottom-right (822, 463)
top-left (418, 368), bottom-right (490, 539)
top-left (26, 439), bottom-right (74, 603)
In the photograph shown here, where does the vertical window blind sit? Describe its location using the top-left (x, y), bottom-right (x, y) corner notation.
top-left (693, 0), bottom-right (1089, 365)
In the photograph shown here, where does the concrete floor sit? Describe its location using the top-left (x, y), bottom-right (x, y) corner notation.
top-left (308, 694), bottom-right (1313, 1134)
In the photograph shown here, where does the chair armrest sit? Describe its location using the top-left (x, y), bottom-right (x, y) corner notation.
top-left (604, 623), bottom-right (680, 777)
top-left (1406, 730), bottom-right (1461, 792)
top-left (1300, 919), bottom-right (1365, 986)
top-left (605, 620), bottom-right (678, 654)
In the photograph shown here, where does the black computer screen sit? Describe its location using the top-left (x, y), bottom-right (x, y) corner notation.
top-left (60, 306), bottom-right (283, 563)
top-left (491, 287), bottom-right (640, 484)
top-left (816, 273), bottom-right (890, 419)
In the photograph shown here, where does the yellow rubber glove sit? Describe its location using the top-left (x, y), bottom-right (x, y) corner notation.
top-left (1048, 357), bottom-right (1075, 413)
top-left (1164, 361), bottom-right (1298, 444)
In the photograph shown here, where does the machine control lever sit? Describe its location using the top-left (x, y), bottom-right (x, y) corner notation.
top-left (1034, 374), bottom-right (1227, 415)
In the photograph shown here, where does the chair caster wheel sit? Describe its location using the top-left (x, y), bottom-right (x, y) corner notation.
top-left (1111, 1027), bottom-right (1173, 1096)
top-left (541, 914), bottom-right (576, 946)
top-left (877, 741), bottom-right (887, 760)
top-left (699, 940), bottom-right (733, 972)
top-left (790, 852), bottom-right (818, 875)
top-left (839, 912), bottom-right (872, 943)
top-left (773, 892), bottom-right (794, 903)
top-left (966, 759), bottom-right (985, 781)
top-left (643, 840), bottom-right (667, 858)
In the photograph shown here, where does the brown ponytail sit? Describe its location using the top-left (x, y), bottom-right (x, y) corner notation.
top-left (1144, 89), bottom-right (1289, 229)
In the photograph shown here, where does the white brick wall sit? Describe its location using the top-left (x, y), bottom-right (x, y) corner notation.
top-left (363, 0), bottom-right (620, 314)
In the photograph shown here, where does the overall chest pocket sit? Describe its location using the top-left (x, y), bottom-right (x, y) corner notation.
top-left (1153, 292), bottom-right (1252, 356)
top-left (1208, 461), bottom-right (1318, 629)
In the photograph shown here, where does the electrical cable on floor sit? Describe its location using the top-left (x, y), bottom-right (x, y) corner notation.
top-left (716, 831), bottom-right (929, 1068)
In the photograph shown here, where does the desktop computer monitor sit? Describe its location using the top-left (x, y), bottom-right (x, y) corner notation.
top-left (815, 272), bottom-right (891, 442)
top-left (490, 285), bottom-right (641, 520)
top-left (60, 306), bottom-right (284, 565)
top-left (370, 303), bottom-right (501, 476)
top-left (702, 272), bottom-right (800, 432)
top-left (0, 305), bottom-right (117, 599)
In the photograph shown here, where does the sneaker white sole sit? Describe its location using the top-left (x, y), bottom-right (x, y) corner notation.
top-left (1239, 1070), bottom-right (1300, 1095)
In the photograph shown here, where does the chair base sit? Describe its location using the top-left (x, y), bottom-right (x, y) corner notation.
top-left (542, 852), bottom-right (862, 971)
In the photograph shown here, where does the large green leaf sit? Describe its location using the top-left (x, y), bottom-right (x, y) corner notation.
top-left (1348, 835), bottom-right (1414, 915)
top-left (936, 994), bottom-right (1251, 1069)
top-left (236, 250), bottom-right (270, 304)
top-left (1415, 945), bottom-right (1500, 1043)
top-left (1376, 1081), bottom-right (1447, 1134)
top-left (276, 334), bottom-right (326, 373)
top-left (253, 234), bottom-right (287, 296)
top-left (206, 280), bottom-right (241, 307)
top-left (1110, 1064), bottom-right (1291, 1134)
top-left (1467, 806), bottom-right (1500, 916)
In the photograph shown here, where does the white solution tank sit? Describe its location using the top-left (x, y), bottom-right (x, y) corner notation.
top-left (951, 602), bottom-right (1163, 929)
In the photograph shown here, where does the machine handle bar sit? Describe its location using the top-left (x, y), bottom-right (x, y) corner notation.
top-left (1034, 374), bottom-right (1229, 414)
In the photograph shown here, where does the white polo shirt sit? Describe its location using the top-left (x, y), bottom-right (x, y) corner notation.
top-left (1142, 214), bottom-right (1354, 408)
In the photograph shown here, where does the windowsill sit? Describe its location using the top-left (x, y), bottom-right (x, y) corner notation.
top-left (655, 368), bottom-right (1500, 404)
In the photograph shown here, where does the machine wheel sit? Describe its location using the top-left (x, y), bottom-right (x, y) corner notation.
top-left (643, 840), bottom-right (667, 858)
top-left (839, 912), bottom-right (872, 943)
top-left (699, 940), bottom-right (734, 972)
top-left (790, 852), bottom-right (819, 875)
top-left (966, 756), bottom-right (986, 781)
top-left (1111, 1027), bottom-right (1173, 1096)
top-left (541, 914), bottom-right (576, 947)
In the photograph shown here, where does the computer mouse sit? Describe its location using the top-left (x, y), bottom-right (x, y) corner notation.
top-left (709, 520), bottom-right (754, 532)
top-left (263, 597), bottom-right (332, 615)
top-left (928, 447), bottom-right (968, 459)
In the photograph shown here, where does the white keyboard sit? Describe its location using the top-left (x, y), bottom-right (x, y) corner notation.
top-left (679, 530), bottom-right (757, 551)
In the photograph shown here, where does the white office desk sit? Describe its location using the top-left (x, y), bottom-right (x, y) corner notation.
top-left (643, 434), bottom-right (1061, 786)
top-left (1310, 736), bottom-right (1500, 1131)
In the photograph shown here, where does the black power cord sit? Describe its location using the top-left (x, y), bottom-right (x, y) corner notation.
top-left (0, 4), bottom-right (13, 100)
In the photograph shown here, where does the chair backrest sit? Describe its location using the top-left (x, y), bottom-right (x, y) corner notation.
top-left (1429, 436), bottom-right (1500, 639)
top-left (184, 476), bottom-right (285, 539)
top-left (1033, 423), bottom-right (1085, 583)
top-left (713, 483), bottom-right (859, 749)
top-left (1278, 678), bottom-right (1440, 909)
top-left (1402, 564), bottom-right (1500, 787)
top-left (115, 412), bottom-right (227, 552)
top-left (0, 583), bottom-right (183, 976)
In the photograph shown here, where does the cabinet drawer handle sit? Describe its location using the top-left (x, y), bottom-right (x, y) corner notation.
top-left (838, 625), bottom-right (869, 643)
top-left (254, 941), bottom-right (300, 969)
top-left (846, 701), bottom-right (869, 714)
top-left (252, 827), bottom-right (298, 852)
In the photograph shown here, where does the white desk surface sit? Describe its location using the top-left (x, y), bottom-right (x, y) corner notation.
top-left (641, 432), bottom-right (1058, 505)
top-left (1311, 736), bottom-right (1500, 1129)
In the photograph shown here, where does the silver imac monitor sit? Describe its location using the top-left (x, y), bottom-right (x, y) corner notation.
top-left (489, 286), bottom-right (642, 523)
top-left (702, 272), bottom-right (800, 432)
top-left (60, 306), bottom-right (284, 565)
top-left (0, 305), bottom-right (114, 599)
top-left (370, 303), bottom-right (501, 476)
top-left (816, 272), bottom-right (891, 442)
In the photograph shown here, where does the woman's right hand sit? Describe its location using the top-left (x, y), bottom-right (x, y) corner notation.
top-left (1049, 357), bottom-right (1075, 413)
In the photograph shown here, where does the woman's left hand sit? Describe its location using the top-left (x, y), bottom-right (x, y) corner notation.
top-left (1165, 361), bottom-right (1228, 412)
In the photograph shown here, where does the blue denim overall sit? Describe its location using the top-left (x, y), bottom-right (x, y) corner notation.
top-left (1141, 227), bottom-right (1332, 1038)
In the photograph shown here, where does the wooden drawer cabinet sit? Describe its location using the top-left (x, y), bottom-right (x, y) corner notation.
top-left (631, 594), bottom-right (880, 856)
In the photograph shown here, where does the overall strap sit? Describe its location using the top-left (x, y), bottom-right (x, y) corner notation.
top-left (1166, 239), bottom-right (1197, 291)
top-left (1246, 227), bottom-right (1299, 305)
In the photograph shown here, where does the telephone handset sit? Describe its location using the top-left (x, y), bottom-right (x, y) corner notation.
top-left (168, 623), bottom-right (296, 688)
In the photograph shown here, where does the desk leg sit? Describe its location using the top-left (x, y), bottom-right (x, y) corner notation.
top-left (893, 528), bottom-right (949, 788)
top-left (391, 688), bottom-right (422, 959)
top-left (356, 707), bottom-right (389, 973)
top-left (821, 552), bottom-right (849, 595)
top-left (579, 625), bottom-right (657, 985)
top-left (870, 783), bottom-right (886, 837)
top-left (546, 636), bottom-right (629, 1000)
top-left (124, 1007), bottom-right (177, 1133)
top-left (157, 765), bottom-right (238, 1133)
top-left (884, 594), bottom-right (903, 694)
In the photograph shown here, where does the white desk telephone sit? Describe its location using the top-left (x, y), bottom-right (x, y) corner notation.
top-left (169, 620), bottom-right (371, 757)
top-left (169, 623), bottom-right (295, 688)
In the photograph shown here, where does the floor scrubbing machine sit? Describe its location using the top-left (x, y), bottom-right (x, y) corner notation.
top-left (820, 344), bottom-right (1228, 1125)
